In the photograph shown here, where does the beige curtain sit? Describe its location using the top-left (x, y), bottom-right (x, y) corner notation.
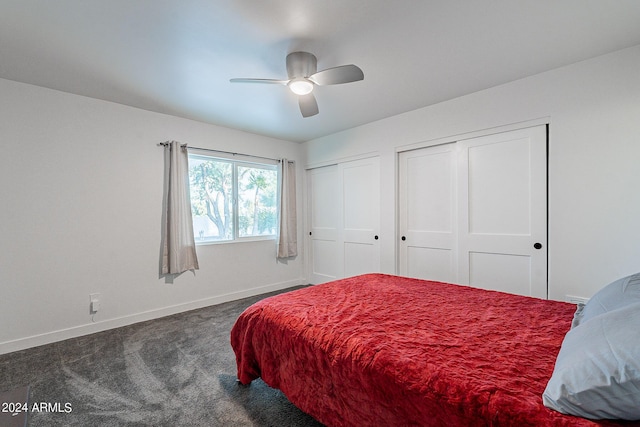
top-left (161, 141), bottom-right (199, 274)
top-left (277, 159), bottom-right (297, 258)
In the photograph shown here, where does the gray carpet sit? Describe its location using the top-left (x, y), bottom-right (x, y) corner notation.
top-left (0, 288), bottom-right (325, 426)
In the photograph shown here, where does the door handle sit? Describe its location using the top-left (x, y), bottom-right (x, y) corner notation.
top-left (374, 235), bottom-right (379, 240)
top-left (401, 236), bottom-right (406, 241)
top-left (534, 242), bottom-right (542, 249)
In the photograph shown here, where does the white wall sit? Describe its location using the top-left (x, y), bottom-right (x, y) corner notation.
top-left (303, 45), bottom-right (640, 302)
top-left (0, 78), bottom-right (305, 354)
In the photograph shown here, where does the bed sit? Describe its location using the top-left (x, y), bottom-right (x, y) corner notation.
top-left (230, 274), bottom-right (640, 426)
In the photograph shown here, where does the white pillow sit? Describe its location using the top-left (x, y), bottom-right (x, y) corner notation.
top-left (543, 301), bottom-right (640, 420)
top-left (572, 272), bottom-right (640, 328)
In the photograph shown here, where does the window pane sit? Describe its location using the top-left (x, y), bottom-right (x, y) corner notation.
top-left (189, 156), bottom-right (233, 242)
top-left (237, 165), bottom-right (278, 237)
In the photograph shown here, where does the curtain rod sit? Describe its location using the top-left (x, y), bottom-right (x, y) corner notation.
top-left (158, 142), bottom-right (292, 163)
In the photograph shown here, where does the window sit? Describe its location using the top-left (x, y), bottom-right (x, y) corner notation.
top-left (188, 154), bottom-right (278, 243)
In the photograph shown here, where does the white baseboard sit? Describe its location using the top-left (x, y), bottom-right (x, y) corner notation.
top-left (0, 278), bottom-right (305, 356)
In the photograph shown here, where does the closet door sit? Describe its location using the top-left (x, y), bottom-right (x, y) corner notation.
top-left (308, 165), bottom-right (340, 284)
top-left (342, 157), bottom-right (380, 277)
top-left (398, 125), bottom-right (547, 298)
top-left (398, 144), bottom-right (457, 282)
top-left (458, 126), bottom-right (547, 298)
top-left (307, 157), bottom-right (380, 284)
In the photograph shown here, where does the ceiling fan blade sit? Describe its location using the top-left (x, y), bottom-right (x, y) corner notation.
top-left (298, 93), bottom-right (319, 118)
top-left (229, 78), bottom-right (288, 85)
top-left (309, 64), bottom-right (364, 86)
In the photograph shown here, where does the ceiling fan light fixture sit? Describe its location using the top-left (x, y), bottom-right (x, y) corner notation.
top-left (230, 51), bottom-right (363, 116)
top-left (288, 78), bottom-right (314, 95)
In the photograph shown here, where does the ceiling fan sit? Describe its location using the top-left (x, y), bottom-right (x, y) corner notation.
top-left (230, 51), bottom-right (364, 118)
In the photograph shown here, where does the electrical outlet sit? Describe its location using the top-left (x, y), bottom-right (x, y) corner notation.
top-left (89, 293), bottom-right (100, 314)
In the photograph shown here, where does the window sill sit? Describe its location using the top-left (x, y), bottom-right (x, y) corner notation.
top-left (195, 236), bottom-right (276, 246)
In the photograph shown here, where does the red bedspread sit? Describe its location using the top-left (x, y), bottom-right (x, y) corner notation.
top-left (231, 274), bottom-right (635, 427)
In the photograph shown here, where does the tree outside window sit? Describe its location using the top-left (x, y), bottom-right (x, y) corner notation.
top-left (188, 154), bottom-right (278, 243)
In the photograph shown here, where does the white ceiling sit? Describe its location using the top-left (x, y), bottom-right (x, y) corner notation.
top-left (2, 1), bottom-right (640, 143)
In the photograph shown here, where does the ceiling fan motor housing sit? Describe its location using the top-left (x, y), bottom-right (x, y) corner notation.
top-left (286, 52), bottom-right (317, 78)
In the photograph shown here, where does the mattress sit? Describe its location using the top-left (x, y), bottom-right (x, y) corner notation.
top-left (231, 274), bottom-right (636, 426)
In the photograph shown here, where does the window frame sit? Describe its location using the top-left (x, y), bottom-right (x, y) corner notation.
top-left (188, 153), bottom-right (279, 245)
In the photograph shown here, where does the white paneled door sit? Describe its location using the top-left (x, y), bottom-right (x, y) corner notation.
top-left (398, 143), bottom-right (457, 283)
top-left (308, 164), bottom-right (340, 284)
top-left (458, 127), bottom-right (547, 297)
top-left (398, 125), bottom-right (547, 298)
top-left (307, 157), bottom-right (380, 284)
top-left (342, 158), bottom-right (381, 278)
